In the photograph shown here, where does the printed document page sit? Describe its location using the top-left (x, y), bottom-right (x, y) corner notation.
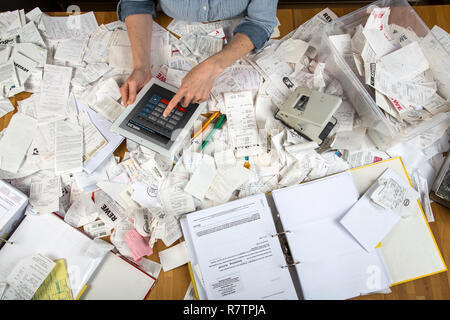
top-left (184, 193), bottom-right (298, 300)
top-left (272, 172), bottom-right (392, 300)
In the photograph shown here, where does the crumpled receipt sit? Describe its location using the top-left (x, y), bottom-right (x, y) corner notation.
top-left (370, 177), bottom-right (419, 217)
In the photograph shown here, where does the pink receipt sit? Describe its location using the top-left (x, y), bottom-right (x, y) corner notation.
top-left (124, 229), bottom-right (153, 262)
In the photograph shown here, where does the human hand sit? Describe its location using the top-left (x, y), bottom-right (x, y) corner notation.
top-left (120, 67), bottom-right (152, 106)
top-left (163, 58), bottom-right (223, 117)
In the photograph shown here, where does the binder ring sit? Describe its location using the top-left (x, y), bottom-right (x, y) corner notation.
top-left (281, 261), bottom-right (300, 269)
top-left (0, 237), bottom-right (13, 244)
top-left (271, 230), bottom-right (291, 237)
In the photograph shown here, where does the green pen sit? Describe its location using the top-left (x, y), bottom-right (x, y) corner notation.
top-left (200, 114), bottom-right (227, 151)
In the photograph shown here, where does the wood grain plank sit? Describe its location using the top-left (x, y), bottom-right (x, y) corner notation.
top-left (276, 9), bottom-right (295, 39)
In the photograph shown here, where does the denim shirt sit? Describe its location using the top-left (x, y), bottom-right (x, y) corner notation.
top-left (117, 0), bottom-right (278, 50)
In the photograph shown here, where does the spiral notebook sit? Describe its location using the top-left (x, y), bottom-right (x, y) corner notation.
top-left (180, 157), bottom-right (446, 300)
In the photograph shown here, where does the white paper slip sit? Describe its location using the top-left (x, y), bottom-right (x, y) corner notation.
top-left (430, 25), bottom-right (450, 53)
top-left (184, 154), bottom-right (217, 201)
top-left (161, 186), bottom-right (196, 216)
top-left (72, 62), bottom-right (111, 86)
top-left (41, 12), bottom-right (99, 40)
top-left (8, 51), bottom-right (32, 94)
top-left (420, 32), bottom-right (450, 100)
top-left (75, 99), bottom-right (124, 174)
top-left (38, 64), bottom-right (72, 122)
top-left (279, 161), bottom-right (310, 187)
top-left (2, 10), bottom-right (24, 39)
top-left (158, 241), bottom-right (190, 272)
top-left (54, 121), bottom-right (83, 175)
top-left (166, 68), bottom-right (187, 88)
top-left (361, 40), bottom-right (376, 64)
top-left (5, 254), bottom-right (55, 300)
top-left (254, 94), bottom-right (276, 129)
top-left (362, 7), bottom-right (400, 57)
top-left (78, 110), bottom-right (108, 163)
top-left (194, 35), bottom-right (223, 58)
top-left (331, 127), bottom-right (366, 151)
top-left (367, 63), bottom-right (436, 106)
top-left (18, 21), bottom-right (45, 47)
top-left (340, 169), bottom-right (401, 252)
top-left (94, 190), bottom-right (127, 229)
top-left (131, 181), bottom-right (159, 208)
top-left (14, 43), bottom-right (47, 68)
top-left (64, 194), bottom-right (99, 228)
top-left (0, 62), bottom-right (19, 96)
top-left (329, 34), bottom-right (352, 55)
top-left (184, 282), bottom-right (196, 300)
top-left (213, 149), bottom-right (236, 169)
top-left (108, 45), bottom-right (133, 71)
top-left (0, 113), bottom-right (36, 173)
top-left (25, 7), bottom-right (42, 23)
top-left (83, 28), bottom-right (113, 64)
top-left (161, 215), bottom-right (183, 247)
top-left (29, 173), bottom-right (61, 214)
top-left (0, 46), bottom-right (12, 65)
top-left (97, 180), bottom-right (132, 211)
top-left (377, 41), bottom-right (429, 82)
top-left (274, 38), bottom-right (309, 63)
top-left (205, 166), bottom-right (252, 203)
top-left (90, 95), bottom-right (124, 123)
top-left (370, 171), bottom-right (420, 218)
top-left (224, 91), bottom-right (261, 157)
top-left (138, 258), bottom-right (162, 280)
top-left (133, 208), bottom-right (152, 237)
top-left (54, 38), bottom-right (88, 65)
top-left (83, 220), bottom-right (111, 239)
top-left (168, 55), bottom-right (193, 71)
top-left (0, 98), bottom-right (14, 118)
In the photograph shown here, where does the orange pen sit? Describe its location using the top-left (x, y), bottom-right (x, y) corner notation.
top-left (191, 111), bottom-right (220, 141)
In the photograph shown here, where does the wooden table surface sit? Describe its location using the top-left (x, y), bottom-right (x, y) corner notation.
top-left (1, 4), bottom-right (449, 300)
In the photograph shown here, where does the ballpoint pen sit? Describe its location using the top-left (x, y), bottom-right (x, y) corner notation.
top-left (200, 114), bottom-right (227, 151)
top-left (191, 111), bottom-right (220, 142)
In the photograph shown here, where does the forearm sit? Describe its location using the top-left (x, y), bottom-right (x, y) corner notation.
top-left (124, 14), bottom-right (153, 69)
top-left (208, 33), bottom-right (255, 74)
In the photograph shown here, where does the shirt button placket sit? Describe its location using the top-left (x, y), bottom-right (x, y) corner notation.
top-left (202, 1), bottom-right (208, 20)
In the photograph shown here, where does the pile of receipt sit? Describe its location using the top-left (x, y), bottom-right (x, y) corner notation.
top-left (328, 7), bottom-right (450, 133)
top-left (0, 6), bottom-right (448, 283)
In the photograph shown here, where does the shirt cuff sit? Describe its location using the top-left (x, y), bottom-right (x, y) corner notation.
top-left (233, 21), bottom-right (271, 51)
top-left (117, 0), bottom-right (156, 22)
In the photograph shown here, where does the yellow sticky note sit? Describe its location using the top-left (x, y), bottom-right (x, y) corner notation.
top-left (32, 259), bottom-right (73, 300)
